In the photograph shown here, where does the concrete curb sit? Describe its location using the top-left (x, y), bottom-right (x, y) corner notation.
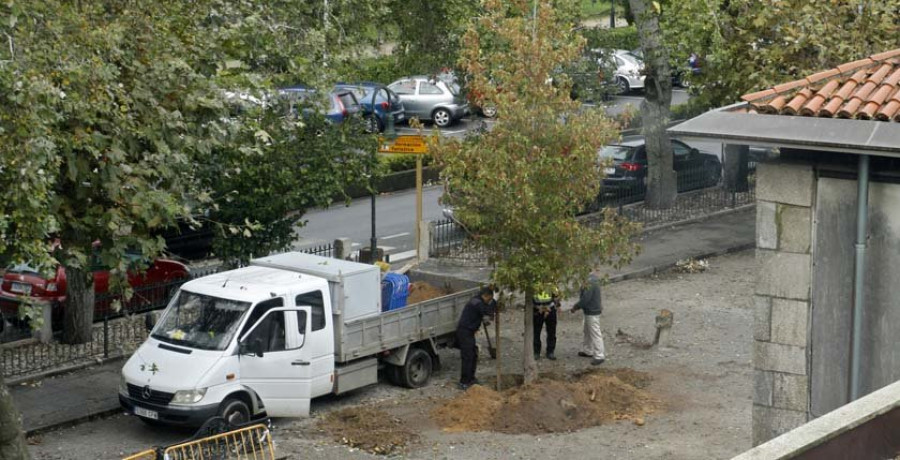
top-left (641, 204), bottom-right (755, 234)
top-left (26, 407), bottom-right (124, 437)
top-left (606, 241), bottom-right (756, 283)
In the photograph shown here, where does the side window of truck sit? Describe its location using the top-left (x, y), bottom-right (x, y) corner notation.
top-left (295, 291), bottom-right (326, 332)
top-left (244, 311), bottom-right (287, 353)
top-left (240, 297), bottom-right (284, 339)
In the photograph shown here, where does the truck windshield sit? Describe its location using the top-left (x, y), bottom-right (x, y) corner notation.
top-left (151, 291), bottom-right (251, 351)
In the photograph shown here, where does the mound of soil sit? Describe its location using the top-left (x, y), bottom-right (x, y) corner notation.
top-left (406, 281), bottom-right (450, 304)
top-left (432, 368), bottom-right (659, 434)
top-left (319, 406), bottom-right (418, 455)
top-left (431, 384), bottom-right (503, 432)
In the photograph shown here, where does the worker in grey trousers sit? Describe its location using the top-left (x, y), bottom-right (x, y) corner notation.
top-left (571, 274), bottom-right (605, 365)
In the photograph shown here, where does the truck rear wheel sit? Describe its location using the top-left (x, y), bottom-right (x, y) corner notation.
top-left (399, 348), bottom-right (433, 389)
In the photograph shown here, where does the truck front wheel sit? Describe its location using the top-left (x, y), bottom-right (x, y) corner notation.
top-left (219, 397), bottom-right (250, 426)
top-left (399, 348), bottom-right (433, 389)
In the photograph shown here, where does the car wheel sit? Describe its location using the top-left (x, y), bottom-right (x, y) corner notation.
top-left (432, 108), bottom-right (452, 128)
top-left (366, 116), bottom-right (383, 133)
top-left (617, 77), bottom-right (630, 94)
top-left (481, 105), bottom-right (498, 118)
top-left (218, 397), bottom-right (251, 427)
top-left (399, 348), bottom-right (433, 389)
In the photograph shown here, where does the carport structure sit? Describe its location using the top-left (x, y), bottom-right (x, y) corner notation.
top-left (669, 49), bottom-right (900, 446)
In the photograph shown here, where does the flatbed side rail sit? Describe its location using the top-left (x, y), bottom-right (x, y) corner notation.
top-left (339, 287), bottom-right (479, 361)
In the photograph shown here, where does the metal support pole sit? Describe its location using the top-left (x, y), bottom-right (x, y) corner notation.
top-left (415, 155), bottom-right (423, 261)
top-left (609, 0), bottom-right (616, 28)
top-left (850, 154), bottom-right (870, 402)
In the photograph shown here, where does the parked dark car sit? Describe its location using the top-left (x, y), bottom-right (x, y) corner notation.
top-left (599, 137), bottom-right (722, 199)
top-left (335, 82), bottom-right (406, 132)
top-left (278, 85), bottom-right (362, 124)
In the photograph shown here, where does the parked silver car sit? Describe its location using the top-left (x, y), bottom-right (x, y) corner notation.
top-left (388, 76), bottom-right (469, 127)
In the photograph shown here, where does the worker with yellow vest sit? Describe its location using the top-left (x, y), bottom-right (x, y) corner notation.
top-left (533, 288), bottom-right (560, 360)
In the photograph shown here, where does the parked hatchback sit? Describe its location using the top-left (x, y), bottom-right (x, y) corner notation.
top-left (599, 137), bottom-right (722, 199)
top-left (335, 82), bottom-right (406, 132)
top-left (594, 49), bottom-right (646, 94)
top-left (0, 253), bottom-right (189, 330)
top-left (388, 76), bottom-right (469, 127)
top-left (278, 85), bottom-right (361, 124)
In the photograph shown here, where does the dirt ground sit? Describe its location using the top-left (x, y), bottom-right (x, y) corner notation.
top-left (28, 250), bottom-right (755, 460)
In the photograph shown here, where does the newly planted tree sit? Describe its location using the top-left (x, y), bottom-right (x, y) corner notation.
top-left (432, 0), bottom-right (640, 384)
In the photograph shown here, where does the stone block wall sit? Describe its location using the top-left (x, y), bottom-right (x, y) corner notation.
top-left (752, 162), bottom-right (815, 445)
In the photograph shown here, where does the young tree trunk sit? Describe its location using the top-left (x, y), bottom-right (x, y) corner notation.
top-left (629, 0), bottom-right (676, 209)
top-left (62, 264), bottom-right (95, 345)
top-left (523, 286), bottom-right (537, 384)
top-left (0, 376), bottom-right (30, 459)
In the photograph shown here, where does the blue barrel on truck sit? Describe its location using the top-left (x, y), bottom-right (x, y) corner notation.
top-left (381, 273), bottom-right (410, 311)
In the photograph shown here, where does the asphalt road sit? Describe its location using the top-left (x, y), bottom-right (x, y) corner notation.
top-left (295, 185), bottom-right (445, 261)
top-left (295, 89), bottom-right (694, 261)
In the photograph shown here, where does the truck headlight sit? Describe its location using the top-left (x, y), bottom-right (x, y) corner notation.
top-left (119, 375), bottom-right (128, 396)
top-left (171, 388), bottom-right (208, 405)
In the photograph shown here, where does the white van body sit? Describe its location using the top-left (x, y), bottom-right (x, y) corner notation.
top-left (119, 252), bottom-right (477, 426)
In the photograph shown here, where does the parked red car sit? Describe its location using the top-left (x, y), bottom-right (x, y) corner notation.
top-left (0, 254), bottom-right (189, 329)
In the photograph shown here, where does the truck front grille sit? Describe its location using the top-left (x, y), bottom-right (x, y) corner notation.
top-left (127, 383), bottom-right (175, 405)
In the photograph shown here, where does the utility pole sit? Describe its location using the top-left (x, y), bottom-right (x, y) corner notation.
top-left (610, 0), bottom-right (616, 28)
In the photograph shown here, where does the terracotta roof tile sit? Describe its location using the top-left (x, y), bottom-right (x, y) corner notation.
top-left (740, 49), bottom-right (900, 123)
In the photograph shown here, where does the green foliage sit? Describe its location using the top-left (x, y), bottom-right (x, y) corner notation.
top-left (435, 0), bottom-right (641, 299)
top-left (387, 0), bottom-right (481, 76)
top-left (658, 0), bottom-right (900, 108)
top-left (581, 25), bottom-right (640, 51)
top-left (202, 105), bottom-right (378, 266)
top-left (334, 55), bottom-right (408, 86)
top-left (380, 154), bottom-right (434, 173)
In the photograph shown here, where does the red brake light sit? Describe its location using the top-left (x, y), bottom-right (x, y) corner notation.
top-left (621, 162), bottom-right (642, 172)
top-left (380, 101), bottom-right (390, 110)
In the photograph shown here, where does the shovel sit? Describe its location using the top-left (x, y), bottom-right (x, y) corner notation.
top-left (482, 323), bottom-right (497, 359)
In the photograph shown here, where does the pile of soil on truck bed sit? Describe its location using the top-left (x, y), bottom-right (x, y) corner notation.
top-left (406, 281), bottom-right (452, 304)
top-left (318, 406), bottom-right (418, 455)
top-left (432, 368), bottom-right (659, 434)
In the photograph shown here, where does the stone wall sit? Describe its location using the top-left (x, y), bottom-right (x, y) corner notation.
top-left (752, 161), bottom-right (815, 445)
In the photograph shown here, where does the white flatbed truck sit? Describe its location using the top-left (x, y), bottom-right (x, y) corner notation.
top-left (119, 252), bottom-right (478, 425)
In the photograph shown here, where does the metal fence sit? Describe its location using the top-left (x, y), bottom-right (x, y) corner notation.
top-left (0, 243), bottom-right (349, 379)
top-left (430, 163), bottom-right (756, 261)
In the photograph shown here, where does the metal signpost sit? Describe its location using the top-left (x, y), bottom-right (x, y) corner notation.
top-left (378, 135), bottom-right (429, 261)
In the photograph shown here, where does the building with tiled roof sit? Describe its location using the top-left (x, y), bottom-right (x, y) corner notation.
top-left (670, 49), bottom-right (900, 456)
top-left (741, 49), bottom-right (900, 122)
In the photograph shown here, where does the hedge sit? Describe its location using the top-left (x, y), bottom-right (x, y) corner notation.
top-left (581, 26), bottom-right (640, 52)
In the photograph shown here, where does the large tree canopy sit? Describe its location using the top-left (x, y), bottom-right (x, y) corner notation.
top-left (432, 0), bottom-right (641, 384)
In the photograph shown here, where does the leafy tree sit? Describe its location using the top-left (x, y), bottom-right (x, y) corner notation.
top-left (432, 0), bottom-right (641, 384)
top-left (202, 98), bottom-right (378, 267)
top-left (629, 0), bottom-right (677, 208)
top-left (387, 0), bottom-right (481, 75)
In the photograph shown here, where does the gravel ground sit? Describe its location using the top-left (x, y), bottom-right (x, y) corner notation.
top-left (28, 250), bottom-right (755, 460)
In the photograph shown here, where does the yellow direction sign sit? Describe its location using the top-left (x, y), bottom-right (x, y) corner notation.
top-left (378, 135), bottom-right (428, 154)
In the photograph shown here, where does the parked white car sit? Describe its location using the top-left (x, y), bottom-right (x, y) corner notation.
top-left (594, 49), bottom-right (645, 94)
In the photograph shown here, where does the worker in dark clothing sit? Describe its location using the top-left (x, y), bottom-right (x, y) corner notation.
top-left (456, 287), bottom-right (495, 390)
top-left (533, 290), bottom-right (559, 360)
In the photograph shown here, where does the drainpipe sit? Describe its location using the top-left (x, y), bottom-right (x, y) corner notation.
top-left (849, 154), bottom-right (870, 402)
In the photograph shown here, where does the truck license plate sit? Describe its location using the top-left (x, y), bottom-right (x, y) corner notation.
top-left (134, 406), bottom-right (158, 420)
top-left (10, 282), bottom-right (30, 295)
top-left (603, 167), bottom-right (616, 175)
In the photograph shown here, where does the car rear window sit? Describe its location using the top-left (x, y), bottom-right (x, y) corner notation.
top-left (600, 145), bottom-right (634, 161)
top-left (337, 92), bottom-right (358, 109)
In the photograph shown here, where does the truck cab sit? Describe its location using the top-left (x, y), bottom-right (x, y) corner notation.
top-left (119, 266), bottom-right (335, 425)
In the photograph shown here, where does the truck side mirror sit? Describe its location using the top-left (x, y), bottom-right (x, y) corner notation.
top-left (239, 338), bottom-right (265, 358)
